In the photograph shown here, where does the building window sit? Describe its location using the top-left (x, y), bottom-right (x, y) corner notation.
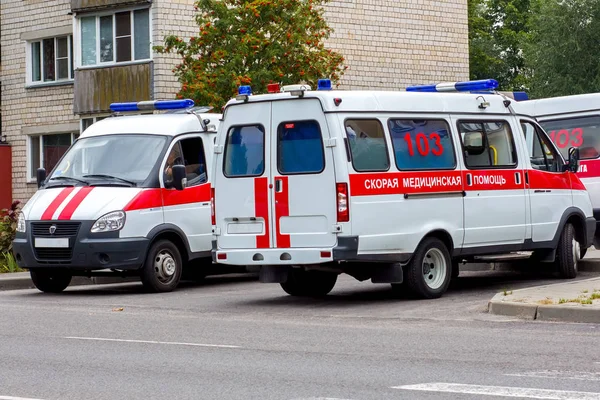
top-left (81, 116), bottom-right (108, 133)
top-left (28, 133), bottom-right (78, 180)
top-left (28, 36), bottom-right (74, 85)
top-left (78, 8), bottom-right (151, 67)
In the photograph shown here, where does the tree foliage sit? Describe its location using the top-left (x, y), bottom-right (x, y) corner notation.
top-left (154, 0), bottom-right (347, 110)
top-left (524, 0), bottom-right (600, 98)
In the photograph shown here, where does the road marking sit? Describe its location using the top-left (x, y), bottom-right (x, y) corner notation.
top-left (64, 336), bottom-right (240, 349)
top-left (392, 383), bottom-right (600, 399)
top-left (0, 396), bottom-right (45, 400)
top-left (506, 370), bottom-right (600, 381)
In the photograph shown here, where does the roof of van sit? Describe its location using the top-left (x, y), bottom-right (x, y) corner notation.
top-left (513, 92), bottom-right (600, 119)
top-left (79, 112), bottom-right (222, 138)
top-left (224, 90), bottom-right (518, 115)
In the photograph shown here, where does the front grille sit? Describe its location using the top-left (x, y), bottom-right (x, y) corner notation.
top-left (33, 248), bottom-right (74, 261)
top-left (31, 222), bottom-right (81, 237)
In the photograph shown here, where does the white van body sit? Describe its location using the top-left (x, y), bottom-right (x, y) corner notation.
top-left (13, 106), bottom-right (222, 293)
top-left (210, 83), bottom-right (595, 299)
top-left (515, 93), bottom-right (600, 247)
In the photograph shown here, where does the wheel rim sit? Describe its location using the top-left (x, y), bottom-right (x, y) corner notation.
top-left (422, 248), bottom-right (447, 290)
top-left (572, 238), bottom-right (580, 271)
top-left (154, 250), bottom-right (177, 284)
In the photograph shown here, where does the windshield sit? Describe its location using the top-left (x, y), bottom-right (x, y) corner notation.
top-left (49, 134), bottom-right (168, 184)
top-left (539, 115), bottom-right (600, 160)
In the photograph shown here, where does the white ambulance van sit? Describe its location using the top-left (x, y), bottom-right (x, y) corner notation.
top-left (13, 99), bottom-right (221, 293)
top-left (514, 93), bottom-right (600, 254)
top-left (210, 79), bottom-right (596, 299)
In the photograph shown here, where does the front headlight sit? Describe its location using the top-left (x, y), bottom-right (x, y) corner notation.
top-left (91, 211), bottom-right (126, 233)
top-left (16, 212), bottom-right (26, 233)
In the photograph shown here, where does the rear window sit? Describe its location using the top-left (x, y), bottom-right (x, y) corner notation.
top-left (223, 125), bottom-right (265, 177)
top-left (539, 115), bottom-right (600, 160)
top-left (277, 120), bottom-right (324, 174)
top-left (388, 119), bottom-right (455, 170)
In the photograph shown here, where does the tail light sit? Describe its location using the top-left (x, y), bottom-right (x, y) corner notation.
top-left (210, 187), bottom-right (216, 226)
top-left (336, 182), bottom-right (349, 222)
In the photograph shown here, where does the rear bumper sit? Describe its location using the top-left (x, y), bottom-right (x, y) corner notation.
top-left (211, 236), bottom-right (413, 265)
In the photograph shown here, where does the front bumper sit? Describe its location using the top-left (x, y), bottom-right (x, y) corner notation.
top-left (13, 220), bottom-right (149, 271)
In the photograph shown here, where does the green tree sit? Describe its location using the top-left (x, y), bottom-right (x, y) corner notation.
top-left (468, 0), bottom-right (532, 90)
top-left (154, 0), bottom-right (347, 110)
top-left (525, 0), bottom-right (600, 98)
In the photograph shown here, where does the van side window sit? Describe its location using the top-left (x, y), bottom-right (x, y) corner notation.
top-left (539, 115), bottom-right (600, 160)
top-left (224, 125), bottom-right (265, 178)
top-left (388, 119), bottom-right (455, 170)
top-left (344, 119), bottom-right (389, 172)
top-left (459, 121), bottom-right (517, 168)
top-left (179, 137), bottom-right (207, 186)
top-left (521, 121), bottom-right (561, 173)
top-left (277, 120), bottom-right (324, 174)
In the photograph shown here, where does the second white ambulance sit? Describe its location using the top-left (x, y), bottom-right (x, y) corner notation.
top-left (13, 99), bottom-right (221, 293)
top-left (210, 79), bottom-right (595, 299)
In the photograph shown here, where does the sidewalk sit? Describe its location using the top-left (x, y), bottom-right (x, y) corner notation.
top-left (487, 249), bottom-right (600, 323)
top-left (0, 272), bottom-right (138, 291)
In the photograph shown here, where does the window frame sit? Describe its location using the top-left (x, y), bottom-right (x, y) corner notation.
top-left (178, 135), bottom-right (208, 188)
top-left (26, 35), bottom-right (74, 87)
top-left (75, 5), bottom-right (152, 69)
top-left (343, 117), bottom-right (391, 173)
top-left (80, 115), bottom-right (110, 133)
top-left (222, 123), bottom-right (266, 179)
top-left (521, 119), bottom-right (565, 173)
top-left (27, 132), bottom-right (78, 183)
top-left (457, 119), bottom-right (519, 170)
top-left (276, 119), bottom-right (326, 176)
top-left (387, 117), bottom-right (457, 172)
top-left (538, 114), bottom-right (600, 160)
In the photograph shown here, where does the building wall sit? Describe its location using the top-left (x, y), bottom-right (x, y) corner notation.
top-left (0, 0), bottom-right (78, 203)
top-left (324, 0), bottom-right (470, 89)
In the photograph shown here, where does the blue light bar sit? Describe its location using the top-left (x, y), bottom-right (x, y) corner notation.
top-left (406, 79), bottom-right (499, 93)
top-left (109, 99), bottom-right (194, 112)
top-left (317, 79), bottom-right (332, 91)
top-left (238, 85), bottom-right (252, 96)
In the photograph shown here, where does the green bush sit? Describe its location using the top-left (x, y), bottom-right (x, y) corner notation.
top-left (0, 201), bottom-right (22, 273)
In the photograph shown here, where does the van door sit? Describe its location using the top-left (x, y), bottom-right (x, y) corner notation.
top-left (456, 118), bottom-right (528, 247)
top-left (520, 120), bottom-right (572, 242)
top-left (215, 102), bottom-right (272, 249)
top-left (270, 99), bottom-right (338, 248)
top-left (162, 135), bottom-right (211, 253)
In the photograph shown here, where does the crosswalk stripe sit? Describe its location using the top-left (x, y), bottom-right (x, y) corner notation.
top-left (392, 382), bottom-right (600, 399)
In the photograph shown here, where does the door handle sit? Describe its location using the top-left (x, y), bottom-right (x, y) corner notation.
top-left (515, 172), bottom-right (521, 185)
top-left (275, 179), bottom-right (282, 193)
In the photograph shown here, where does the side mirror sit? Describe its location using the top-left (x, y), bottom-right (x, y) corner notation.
top-left (36, 168), bottom-right (46, 188)
top-left (172, 165), bottom-right (187, 191)
top-left (568, 147), bottom-right (580, 173)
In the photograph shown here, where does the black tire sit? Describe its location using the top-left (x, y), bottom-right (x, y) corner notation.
top-left (30, 268), bottom-right (71, 293)
top-left (140, 240), bottom-right (183, 293)
top-left (280, 268), bottom-right (337, 297)
top-left (404, 237), bottom-right (452, 299)
top-left (555, 223), bottom-right (579, 279)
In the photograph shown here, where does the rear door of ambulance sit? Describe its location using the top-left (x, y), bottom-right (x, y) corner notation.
top-left (214, 98), bottom-right (338, 251)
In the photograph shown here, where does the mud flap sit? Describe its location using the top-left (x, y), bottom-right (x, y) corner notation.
top-left (259, 265), bottom-right (290, 283)
top-left (371, 263), bottom-right (404, 284)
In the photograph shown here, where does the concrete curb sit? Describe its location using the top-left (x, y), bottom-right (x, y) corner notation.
top-left (463, 258), bottom-right (600, 273)
top-left (488, 299), bottom-right (600, 323)
top-left (0, 272), bottom-right (139, 291)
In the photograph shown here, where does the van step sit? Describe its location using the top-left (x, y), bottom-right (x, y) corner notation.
top-left (471, 252), bottom-right (533, 263)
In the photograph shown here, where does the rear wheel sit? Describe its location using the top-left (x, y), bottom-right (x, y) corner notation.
top-left (141, 240), bottom-right (183, 292)
top-left (280, 268), bottom-right (337, 297)
top-left (555, 223), bottom-right (579, 279)
top-left (404, 237), bottom-right (452, 299)
top-left (30, 268), bottom-right (72, 293)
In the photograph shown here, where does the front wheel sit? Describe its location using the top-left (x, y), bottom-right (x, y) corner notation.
top-left (140, 240), bottom-right (183, 293)
top-left (30, 268), bottom-right (72, 293)
top-left (555, 223), bottom-right (579, 279)
top-left (404, 237), bottom-right (452, 299)
top-left (280, 268), bottom-right (337, 297)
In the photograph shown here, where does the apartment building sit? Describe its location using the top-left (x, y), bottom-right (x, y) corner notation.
top-left (0, 0), bottom-right (469, 206)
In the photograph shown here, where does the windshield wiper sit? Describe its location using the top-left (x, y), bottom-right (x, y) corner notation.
top-left (83, 174), bottom-right (136, 186)
top-left (49, 176), bottom-right (89, 185)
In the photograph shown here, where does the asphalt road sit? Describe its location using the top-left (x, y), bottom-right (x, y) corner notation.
top-left (1, 269), bottom-right (600, 400)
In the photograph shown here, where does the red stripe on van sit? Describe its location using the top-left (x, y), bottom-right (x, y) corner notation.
top-left (349, 171), bottom-right (462, 197)
top-left (41, 187), bottom-right (75, 220)
top-left (124, 189), bottom-right (163, 211)
top-left (58, 187), bottom-right (94, 220)
top-left (527, 169), bottom-right (571, 191)
top-left (577, 159), bottom-right (600, 179)
top-left (462, 169), bottom-right (525, 191)
top-left (162, 183), bottom-right (211, 207)
top-left (254, 177), bottom-right (270, 248)
top-left (570, 174), bottom-right (586, 191)
top-left (275, 176), bottom-right (290, 248)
